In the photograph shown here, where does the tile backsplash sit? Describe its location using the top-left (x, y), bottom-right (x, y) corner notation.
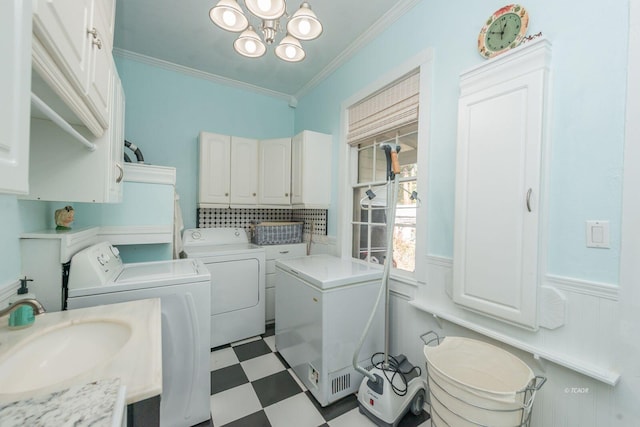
top-left (197, 208), bottom-right (327, 237)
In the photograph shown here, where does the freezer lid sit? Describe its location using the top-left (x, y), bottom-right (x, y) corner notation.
top-left (276, 254), bottom-right (383, 289)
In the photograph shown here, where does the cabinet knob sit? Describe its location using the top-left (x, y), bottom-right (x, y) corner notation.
top-left (285, 193), bottom-right (289, 197)
top-left (87, 27), bottom-right (98, 39)
top-left (92, 38), bottom-right (103, 50)
top-left (225, 192), bottom-right (229, 196)
top-left (253, 193), bottom-right (256, 196)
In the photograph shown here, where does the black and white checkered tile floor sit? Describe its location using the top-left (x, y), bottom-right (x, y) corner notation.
top-left (196, 325), bottom-right (431, 427)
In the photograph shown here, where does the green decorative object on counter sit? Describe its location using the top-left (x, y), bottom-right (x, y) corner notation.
top-left (55, 205), bottom-right (75, 230)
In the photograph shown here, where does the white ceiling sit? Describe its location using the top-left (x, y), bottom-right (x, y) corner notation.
top-left (114, 0), bottom-right (418, 99)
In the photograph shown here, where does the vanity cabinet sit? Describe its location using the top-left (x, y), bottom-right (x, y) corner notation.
top-left (32, 0), bottom-right (115, 137)
top-left (452, 39), bottom-right (551, 330)
top-left (291, 130), bottom-right (332, 208)
top-left (263, 243), bottom-right (306, 323)
top-left (258, 138), bottom-right (291, 206)
top-left (0, 0), bottom-right (32, 195)
top-left (198, 132), bottom-right (259, 207)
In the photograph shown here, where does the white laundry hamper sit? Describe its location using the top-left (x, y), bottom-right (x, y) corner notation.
top-left (422, 332), bottom-right (546, 427)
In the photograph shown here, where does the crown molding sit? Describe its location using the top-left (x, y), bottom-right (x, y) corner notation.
top-left (295, 0), bottom-right (422, 99)
top-left (113, 48), bottom-right (294, 103)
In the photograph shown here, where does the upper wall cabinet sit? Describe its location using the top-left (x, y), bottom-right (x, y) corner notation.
top-left (199, 131), bottom-right (332, 209)
top-left (25, 70), bottom-right (125, 203)
top-left (32, 0), bottom-right (115, 137)
top-left (0, 0), bottom-right (32, 194)
top-left (258, 138), bottom-right (291, 206)
top-left (291, 130), bottom-right (332, 208)
top-left (452, 39), bottom-right (552, 330)
top-left (198, 132), bottom-right (259, 208)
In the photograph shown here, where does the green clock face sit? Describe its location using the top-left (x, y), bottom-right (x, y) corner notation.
top-left (478, 5), bottom-right (530, 58)
top-left (486, 13), bottom-right (522, 51)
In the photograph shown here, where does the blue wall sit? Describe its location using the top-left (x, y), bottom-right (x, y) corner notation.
top-left (295, 0), bottom-right (627, 285)
top-left (113, 57), bottom-right (296, 231)
top-left (0, 0), bottom-right (627, 291)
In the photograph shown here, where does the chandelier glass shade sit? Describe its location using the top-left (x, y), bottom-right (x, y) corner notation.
top-left (209, 0), bottom-right (322, 62)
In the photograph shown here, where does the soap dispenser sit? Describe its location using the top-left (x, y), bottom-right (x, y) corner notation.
top-left (8, 277), bottom-right (35, 329)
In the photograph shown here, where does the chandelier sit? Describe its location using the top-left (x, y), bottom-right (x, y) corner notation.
top-left (209, 0), bottom-right (322, 62)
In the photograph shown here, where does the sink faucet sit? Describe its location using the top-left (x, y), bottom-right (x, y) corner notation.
top-left (0, 299), bottom-right (47, 317)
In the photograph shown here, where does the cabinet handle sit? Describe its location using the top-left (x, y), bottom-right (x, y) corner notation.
top-left (279, 251), bottom-right (289, 254)
top-left (225, 193), bottom-right (229, 196)
top-left (115, 163), bottom-right (124, 183)
top-left (526, 188), bottom-right (533, 212)
top-left (92, 38), bottom-right (103, 49)
top-left (87, 27), bottom-right (98, 39)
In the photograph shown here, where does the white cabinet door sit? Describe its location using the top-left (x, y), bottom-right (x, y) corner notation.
top-left (32, 0), bottom-right (91, 97)
top-left (107, 72), bottom-right (124, 202)
top-left (230, 137), bottom-right (259, 206)
top-left (198, 132), bottom-right (231, 207)
top-left (259, 138), bottom-right (291, 206)
top-left (452, 40), bottom-right (551, 330)
top-left (32, 0), bottom-right (115, 136)
top-left (0, 0), bottom-right (31, 194)
top-left (85, 1), bottom-right (113, 130)
top-left (291, 130), bottom-right (332, 208)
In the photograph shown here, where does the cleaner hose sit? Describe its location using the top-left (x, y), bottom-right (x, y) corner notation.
top-left (352, 153), bottom-right (400, 382)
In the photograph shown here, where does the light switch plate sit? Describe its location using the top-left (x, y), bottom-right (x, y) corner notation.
top-left (586, 220), bottom-right (610, 248)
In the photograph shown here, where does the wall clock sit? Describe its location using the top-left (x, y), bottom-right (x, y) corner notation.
top-left (478, 4), bottom-right (529, 58)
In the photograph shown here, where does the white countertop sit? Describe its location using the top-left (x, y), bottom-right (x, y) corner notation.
top-left (0, 299), bottom-right (162, 405)
top-left (0, 378), bottom-right (126, 427)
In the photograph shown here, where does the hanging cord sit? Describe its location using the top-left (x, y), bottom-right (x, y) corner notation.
top-left (369, 352), bottom-right (422, 397)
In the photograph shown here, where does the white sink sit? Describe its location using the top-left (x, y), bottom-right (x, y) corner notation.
top-left (0, 320), bottom-right (132, 395)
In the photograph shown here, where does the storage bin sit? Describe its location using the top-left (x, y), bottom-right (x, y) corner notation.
top-left (423, 334), bottom-right (545, 427)
top-left (251, 221), bottom-right (303, 245)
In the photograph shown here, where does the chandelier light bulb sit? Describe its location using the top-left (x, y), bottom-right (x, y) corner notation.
top-left (287, 2), bottom-right (322, 41)
top-left (257, 0), bottom-right (272, 12)
top-left (222, 10), bottom-right (237, 27)
top-left (275, 34), bottom-right (305, 62)
top-left (297, 18), bottom-right (311, 36)
top-left (209, 0), bottom-right (248, 32)
top-left (285, 45), bottom-right (296, 58)
top-left (245, 40), bottom-right (257, 54)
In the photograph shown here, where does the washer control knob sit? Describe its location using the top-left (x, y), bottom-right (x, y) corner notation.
top-left (192, 231), bottom-right (201, 240)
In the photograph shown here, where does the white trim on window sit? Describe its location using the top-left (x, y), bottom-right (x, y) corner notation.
top-left (337, 48), bottom-right (434, 285)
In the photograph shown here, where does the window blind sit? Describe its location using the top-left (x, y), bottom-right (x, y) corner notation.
top-left (347, 69), bottom-right (420, 145)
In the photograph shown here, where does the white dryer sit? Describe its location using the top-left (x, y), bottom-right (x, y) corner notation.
top-left (66, 241), bottom-right (211, 427)
top-left (182, 228), bottom-right (266, 348)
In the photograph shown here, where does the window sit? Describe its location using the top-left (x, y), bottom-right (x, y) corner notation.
top-left (346, 69), bottom-right (421, 274)
top-left (351, 124), bottom-right (418, 272)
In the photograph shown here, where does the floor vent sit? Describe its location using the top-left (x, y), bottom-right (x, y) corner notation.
top-left (331, 373), bottom-right (351, 395)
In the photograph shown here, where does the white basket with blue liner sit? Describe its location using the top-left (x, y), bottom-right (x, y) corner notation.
top-left (422, 332), bottom-right (546, 427)
top-left (251, 221), bottom-right (303, 245)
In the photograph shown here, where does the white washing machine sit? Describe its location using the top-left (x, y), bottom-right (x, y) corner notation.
top-left (275, 254), bottom-right (384, 407)
top-left (182, 228), bottom-right (266, 348)
top-left (66, 241), bottom-right (211, 427)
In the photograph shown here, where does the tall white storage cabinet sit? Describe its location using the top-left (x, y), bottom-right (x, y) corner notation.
top-left (452, 39), bottom-right (551, 330)
top-left (291, 131), bottom-right (332, 208)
